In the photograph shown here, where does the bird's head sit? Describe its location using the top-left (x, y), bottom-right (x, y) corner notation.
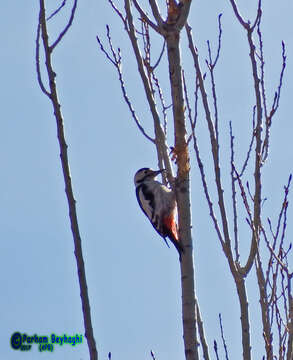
top-left (134, 168), bottom-right (164, 186)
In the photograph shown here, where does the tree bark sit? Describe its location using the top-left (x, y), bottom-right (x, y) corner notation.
top-left (166, 29), bottom-right (198, 360)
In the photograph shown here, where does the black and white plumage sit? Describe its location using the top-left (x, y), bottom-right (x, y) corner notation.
top-left (134, 167), bottom-right (184, 256)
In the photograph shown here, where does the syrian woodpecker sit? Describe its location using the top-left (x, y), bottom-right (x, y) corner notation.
top-left (134, 167), bottom-right (184, 257)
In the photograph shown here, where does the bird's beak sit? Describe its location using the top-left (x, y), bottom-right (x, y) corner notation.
top-left (153, 169), bottom-right (165, 176)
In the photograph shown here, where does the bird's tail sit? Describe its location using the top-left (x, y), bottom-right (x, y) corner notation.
top-left (163, 216), bottom-right (184, 257)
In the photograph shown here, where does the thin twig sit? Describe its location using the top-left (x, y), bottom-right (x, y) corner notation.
top-left (261, 37), bottom-right (286, 162)
top-left (108, 0), bottom-right (127, 28)
top-left (219, 314), bottom-right (229, 360)
top-left (267, 44), bottom-right (286, 118)
top-left (229, 122), bottom-right (239, 262)
top-left (206, 38), bottom-right (219, 141)
top-left (152, 73), bottom-right (168, 136)
top-left (239, 106), bottom-right (255, 177)
top-left (47, 0), bottom-right (67, 21)
top-left (96, 33), bottom-right (116, 66)
top-left (140, 20), bottom-right (168, 139)
top-left (272, 41), bottom-right (286, 114)
top-left (205, 14), bottom-right (222, 142)
top-left (214, 14), bottom-right (223, 67)
top-left (96, 27), bottom-right (155, 143)
top-left (152, 40), bottom-right (166, 71)
top-left (50, 0), bottom-right (78, 51)
top-left (233, 165), bottom-right (253, 226)
top-left (264, 233), bottom-right (290, 276)
top-left (250, 0), bottom-right (262, 31)
top-left (35, 22), bottom-right (51, 98)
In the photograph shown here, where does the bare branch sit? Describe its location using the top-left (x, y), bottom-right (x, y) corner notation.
top-left (193, 74), bottom-right (199, 128)
top-left (96, 33), bottom-right (116, 66)
top-left (123, 0), bottom-right (175, 184)
top-left (186, 23), bottom-right (232, 259)
top-left (96, 27), bottom-right (155, 143)
top-left (239, 106), bottom-right (255, 177)
top-left (273, 41), bottom-right (287, 112)
top-left (183, 70), bottom-right (225, 248)
top-left (132, 0), bottom-right (161, 33)
top-left (257, 14), bottom-right (267, 118)
top-left (37, 1), bottom-right (97, 358)
top-left (219, 314), bottom-right (229, 360)
top-left (152, 40), bottom-right (166, 71)
top-left (234, 7), bottom-right (264, 277)
top-left (250, 0), bottom-right (262, 31)
top-left (266, 42), bottom-right (286, 120)
top-left (50, 0), bottom-right (78, 51)
top-left (264, 234), bottom-right (290, 276)
top-left (229, 122), bottom-right (239, 262)
top-left (182, 69), bottom-right (193, 129)
top-left (152, 73), bottom-right (169, 136)
top-left (207, 13), bottom-right (223, 69)
top-left (35, 21), bottom-right (51, 98)
top-left (261, 30), bottom-right (286, 162)
top-left (46, 0), bottom-right (67, 21)
top-left (196, 301), bottom-right (210, 360)
top-left (108, 0), bottom-right (127, 28)
top-left (214, 340), bottom-right (220, 360)
top-left (149, 0), bottom-right (164, 27)
top-left (237, 279), bottom-right (252, 360)
top-left (255, 237), bottom-right (273, 359)
top-left (233, 165), bottom-right (253, 226)
top-left (228, 0), bottom-right (250, 29)
top-left (267, 174), bottom-right (291, 252)
top-left (287, 282), bottom-right (293, 360)
top-left (229, 0), bottom-right (265, 280)
top-left (139, 20), bottom-right (169, 139)
top-left (141, 22), bottom-right (168, 142)
top-left (206, 20), bottom-right (222, 142)
top-left (259, 174), bottom-right (292, 358)
top-left (233, 160), bottom-right (261, 280)
top-left (186, 20), bottom-right (257, 359)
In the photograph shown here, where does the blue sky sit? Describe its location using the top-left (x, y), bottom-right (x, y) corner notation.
top-left (1, 1), bottom-right (293, 359)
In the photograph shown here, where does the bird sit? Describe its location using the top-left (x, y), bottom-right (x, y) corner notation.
top-left (134, 167), bottom-right (184, 258)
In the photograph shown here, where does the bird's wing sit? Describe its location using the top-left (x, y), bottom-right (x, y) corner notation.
top-left (136, 184), bottom-right (154, 221)
top-left (136, 184), bottom-right (173, 249)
